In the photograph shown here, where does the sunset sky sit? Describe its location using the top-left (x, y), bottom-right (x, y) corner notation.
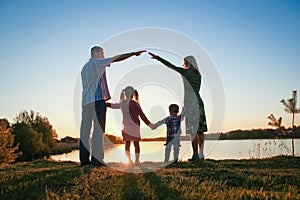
top-left (1, 0), bottom-right (299, 139)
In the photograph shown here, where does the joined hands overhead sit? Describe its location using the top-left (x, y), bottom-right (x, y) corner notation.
top-left (132, 51), bottom-right (159, 59)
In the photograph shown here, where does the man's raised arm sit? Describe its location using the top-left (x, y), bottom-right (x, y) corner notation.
top-left (111, 50), bottom-right (146, 63)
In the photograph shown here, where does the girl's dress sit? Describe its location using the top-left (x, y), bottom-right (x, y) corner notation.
top-left (111, 99), bottom-right (150, 141)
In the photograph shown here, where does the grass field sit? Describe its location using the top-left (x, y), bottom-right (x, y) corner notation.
top-left (0, 156), bottom-right (299, 200)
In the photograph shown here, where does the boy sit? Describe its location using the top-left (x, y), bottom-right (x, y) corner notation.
top-left (152, 104), bottom-right (185, 164)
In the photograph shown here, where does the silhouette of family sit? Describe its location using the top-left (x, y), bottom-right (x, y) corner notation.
top-left (80, 46), bottom-right (207, 167)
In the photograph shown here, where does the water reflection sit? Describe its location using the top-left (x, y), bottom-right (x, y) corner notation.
top-left (51, 139), bottom-right (300, 163)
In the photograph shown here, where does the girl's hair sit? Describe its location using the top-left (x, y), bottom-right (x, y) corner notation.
top-left (119, 86), bottom-right (139, 104)
top-left (184, 55), bottom-right (200, 75)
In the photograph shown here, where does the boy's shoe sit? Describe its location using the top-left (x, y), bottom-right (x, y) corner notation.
top-left (173, 159), bottom-right (178, 164)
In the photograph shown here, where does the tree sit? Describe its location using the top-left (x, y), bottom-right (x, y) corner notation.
top-left (13, 123), bottom-right (44, 161)
top-left (33, 115), bottom-right (57, 150)
top-left (0, 119), bottom-right (22, 165)
top-left (12, 110), bottom-right (57, 161)
top-left (280, 90), bottom-right (300, 156)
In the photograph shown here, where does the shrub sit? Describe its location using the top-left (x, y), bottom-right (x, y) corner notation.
top-left (0, 119), bottom-right (22, 165)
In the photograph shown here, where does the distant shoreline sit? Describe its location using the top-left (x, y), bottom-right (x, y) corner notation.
top-left (52, 127), bottom-right (300, 155)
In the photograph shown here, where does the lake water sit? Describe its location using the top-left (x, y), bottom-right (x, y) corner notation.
top-left (51, 139), bottom-right (300, 163)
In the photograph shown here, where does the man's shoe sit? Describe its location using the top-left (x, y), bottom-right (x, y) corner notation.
top-left (80, 163), bottom-right (90, 167)
top-left (91, 161), bottom-right (106, 167)
top-left (80, 160), bottom-right (91, 166)
top-left (173, 159), bottom-right (178, 164)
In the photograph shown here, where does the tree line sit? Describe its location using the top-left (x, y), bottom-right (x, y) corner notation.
top-left (0, 110), bottom-right (57, 165)
top-left (210, 127), bottom-right (300, 140)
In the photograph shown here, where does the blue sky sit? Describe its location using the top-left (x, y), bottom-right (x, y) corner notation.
top-left (0, 0), bottom-right (299, 138)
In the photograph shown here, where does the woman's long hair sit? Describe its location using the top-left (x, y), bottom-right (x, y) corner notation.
top-left (184, 55), bottom-right (200, 75)
top-left (119, 86), bottom-right (139, 104)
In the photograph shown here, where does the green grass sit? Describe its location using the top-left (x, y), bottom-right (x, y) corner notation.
top-left (0, 156), bottom-right (299, 200)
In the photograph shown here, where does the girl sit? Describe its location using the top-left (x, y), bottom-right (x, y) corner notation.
top-left (107, 86), bottom-right (153, 165)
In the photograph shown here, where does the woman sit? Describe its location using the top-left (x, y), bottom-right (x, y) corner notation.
top-left (149, 52), bottom-right (208, 162)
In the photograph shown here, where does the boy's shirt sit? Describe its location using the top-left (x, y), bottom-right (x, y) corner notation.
top-left (154, 114), bottom-right (185, 144)
top-left (166, 115), bottom-right (182, 139)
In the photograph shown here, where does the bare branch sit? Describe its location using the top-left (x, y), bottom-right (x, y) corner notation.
top-left (267, 114), bottom-right (276, 122)
top-left (295, 108), bottom-right (300, 114)
top-left (284, 108), bottom-right (293, 114)
top-left (278, 117), bottom-right (282, 126)
top-left (268, 122), bottom-right (276, 127)
top-left (280, 99), bottom-right (289, 109)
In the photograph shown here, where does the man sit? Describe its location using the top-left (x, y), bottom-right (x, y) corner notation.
top-left (80, 46), bottom-right (145, 166)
